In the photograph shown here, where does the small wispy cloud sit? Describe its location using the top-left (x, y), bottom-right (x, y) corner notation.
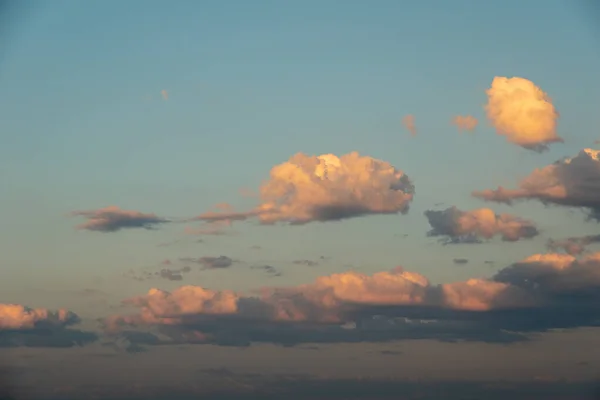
top-left (402, 114), bottom-right (417, 136)
top-left (161, 89), bottom-right (168, 101)
top-left (71, 206), bottom-right (170, 232)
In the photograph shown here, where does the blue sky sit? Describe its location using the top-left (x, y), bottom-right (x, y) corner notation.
top-left (1, 1), bottom-right (600, 397)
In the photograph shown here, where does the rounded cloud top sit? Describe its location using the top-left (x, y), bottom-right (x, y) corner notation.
top-left (196, 152), bottom-right (415, 226)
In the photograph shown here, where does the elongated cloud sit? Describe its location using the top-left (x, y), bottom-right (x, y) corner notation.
top-left (473, 149), bottom-right (600, 220)
top-left (106, 251), bottom-right (600, 348)
top-left (0, 304), bottom-right (78, 330)
top-left (161, 89), bottom-right (168, 100)
top-left (194, 152), bottom-right (415, 226)
top-left (425, 207), bottom-right (539, 243)
top-left (547, 235), bottom-right (600, 255)
top-left (402, 115), bottom-right (417, 136)
top-left (71, 206), bottom-right (170, 232)
top-left (451, 115), bottom-right (478, 132)
top-left (485, 76), bottom-right (562, 151)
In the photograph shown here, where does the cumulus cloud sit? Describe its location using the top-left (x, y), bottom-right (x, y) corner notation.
top-left (402, 115), bottom-right (417, 136)
top-left (194, 152), bottom-right (415, 226)
top-left (473, 149), bottom-right (600, 220)
top-left (485, 76), bottom-right (562, 151)
top-left (451, 115), bottom-right (478, 132)
top-left (0, 304), bottom-right (97, 348)
top-left (71, 206), bottom-right (170, 232)
top-left (425, 207), bottom-right (539, 244)
top-left (104, 251), bottom-right (600, 348)
top-left (0, 304), bottom-right (77, 330)
top-left (181, 256), bottom-right (234, 270)
top-left (547, 235), bottom-right (600, 255)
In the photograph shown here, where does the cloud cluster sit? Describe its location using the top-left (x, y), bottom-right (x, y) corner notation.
top-left (104, 253), bottom-right (600, 348)
top-left (547, 235), bottom-right (600, 255)
top-left (0, 304), bottom-right (97, 348)
top-left (402, 115), bottom-right (417, 136)
top-left (71, 206), bottom-right (170, 232)
top-left (425, 207), bottom-right (539, 244)
top-left (0, 304), bottom-right (77, 330)
top-left (485, 76), bottom-right (562, 151)
top-left (451, 115), bottom-right (478, 132)
top-left (473, 149), bottom-right (600, 220)
top-left (194, 152), bottom-right (415, 225)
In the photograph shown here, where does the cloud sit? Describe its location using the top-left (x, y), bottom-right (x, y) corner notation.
top-left (104, 252), bottom-right (600, 348)
top-left (451, 115), bottom-right (478, 132)
top-left (71, 206), bottom-right (170, 232)
top-left (194, 152), bottom-right (415, 226)
top-left (425, 207), bottom-right (539, 244)
top-left (453, 258), bottom-right (469, 265)
top-left (251, 265), bottom-right (282, 277)
top-left (485, 76), bottom-right (562, 151)
top-left (547, 235), bottom-right (600, 255)
top-left (0, 304), bottom-right (77, 330)
top-left (402, 115), bottom-right (417, 136)
top-left (473, 149), bottom-right (600, 220)
top-left (0, 304), bottom-right (97, 348)
top-left (293, 259), bottom-right (319, 267)
top-left (158, 266), bottom-right (192, 281)
top-left (161, 89), bottom-right (168, 100)
top-left (181, 256), bottom-right (234, 270)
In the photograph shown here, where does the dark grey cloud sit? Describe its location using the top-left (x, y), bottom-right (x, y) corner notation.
top-left (158, 266), bottom-right (192, 281)
top-left (71, 206), bottom-right (170, 232)
top-left (425, 207), bottom-right (539, 244)
top-left (453, 258), bottom-right (469, 265)
top-left (251, 265), bottom-right (281, 277)
top-left (0, 328), bottom-right (98, 348)
top-left (181, 256), bottom-right (234, 270)
top-left (293, 259), bottom-right (319, 267)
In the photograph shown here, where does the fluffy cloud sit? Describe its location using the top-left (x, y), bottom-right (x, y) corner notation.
top-left (194, 152), bottom-right (415, 225)
top-left (425, 207), bottom-right (539, 244)
top-left (451, 115), bottom-right (478, 132)
top-left (104, 252), bottom-right (600, 348)
top-left (71, 206), bottom-right (169, 232)
top-left (547, 235), bottom-right (600, 255)
top-left (402, 115), bottom-right (417, 136)
top-left (0, 304), bottom-right (77, 330)
top-left (0, 304), bottom-right (97, 348)
top-left (485, 76), bottom-right (562, 151)
top-left (473, 149), bottom-right (600, 220)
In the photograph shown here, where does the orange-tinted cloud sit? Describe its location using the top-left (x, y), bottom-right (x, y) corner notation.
top-left (473, 148), bottom-right (600, 220)
top-left (451, 115), bottom-right (478, 132)
top-left (193, 152), bottom-right (415, 226)
top-left (104, 253), bottom-right (600, 347)
top-left (161, 89), bottom-right (168, 100)
top-left (0, 304), bottom-right (78, 330)
top-left (485, 76), bottom-right (562, 151)
top-left (71, 206), bottom-right (170, 232)
top-left (402, 115), bottom-right (417, 136)
top-left (547, 235), bottom-right (600, 255)
top-left (425, 206), bottom-right (539, 243)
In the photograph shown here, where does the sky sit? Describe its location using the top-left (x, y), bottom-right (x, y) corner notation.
top-left (1, 0), bottom-right (600, 399)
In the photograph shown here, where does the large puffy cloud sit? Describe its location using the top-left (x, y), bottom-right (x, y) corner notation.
top-left (485, 76), bottom-right (562, 151)
top-left (104, 253), bottom-right (600, 349)
top-left (473, 149), bottom-right (600, 220)
top-left (194, 152), bottom-right (415, 226)
top-left (425, 206), bottom-right (539, 244)
top-left (0, 304), bottom-right (97, 348)
top-left (71, 206), bottom-right (170, 232)
top-left (451, 115), bottom-right (478, 132)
